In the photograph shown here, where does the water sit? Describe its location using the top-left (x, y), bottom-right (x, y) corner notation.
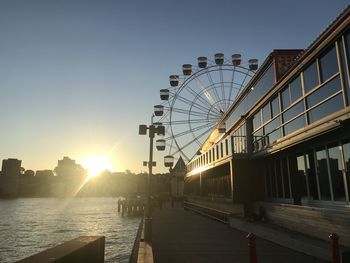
top-left (0, 198), bottom-right (140, 263)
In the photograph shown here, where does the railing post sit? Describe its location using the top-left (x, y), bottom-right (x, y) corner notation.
top-left (246, 232), bottom-right (257, 263)
top-left (117, 199), bottom-right (121, 212)
top-left (329, 233), bottom-right (340, 263)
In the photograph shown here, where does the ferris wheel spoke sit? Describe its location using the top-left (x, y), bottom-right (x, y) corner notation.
top-left (162, 116), bottom-right (218, 127)
top-left (171, 123), bottom-right (217, 158)
top-left (205, 69), bottom-right (224, 112)
top-left (162, 117), bottom-right (217, 125)
top-left (219, 66), bottom-right (227, 110)
top-left (173, 93), bottom-right (219, 115)
top-left (166, 122), bottom-right (212, 141)
top-left (190, 86), bottom-right (222, 116)
top-left (235, 70), bottom-right (251, 100)
top-left (228, 66), bottom-right (237, 106)
top-left (192, 74), bottom-right (218, 109)
top-left (181, 83), bottom-right (216, 111)
top-left (170, 107), bottom-right (219, 119)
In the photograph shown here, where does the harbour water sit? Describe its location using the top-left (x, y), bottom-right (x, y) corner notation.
top-left (0, 197), bottom-right (140, 263)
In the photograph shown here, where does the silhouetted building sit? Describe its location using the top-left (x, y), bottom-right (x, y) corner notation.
top-left (34, 170), bottom-right (55, 196)
top-left (52, 157), bottom-right (86, 196)
top-left (0, 158), bottom-right (22, 197)
top-left (55, 157), bottom-right (85, 177)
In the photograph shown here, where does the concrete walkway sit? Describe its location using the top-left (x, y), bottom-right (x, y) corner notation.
top-left (151, 203), bottom-right (326, 263)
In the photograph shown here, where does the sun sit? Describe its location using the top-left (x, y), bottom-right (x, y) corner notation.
top-left (80, 155), bottom-right (113, 177)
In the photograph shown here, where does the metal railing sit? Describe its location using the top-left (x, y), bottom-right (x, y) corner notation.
top-left (183, 201), bottom-right (232, 223)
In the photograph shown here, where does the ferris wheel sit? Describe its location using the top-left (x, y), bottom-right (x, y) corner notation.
top-left (153, 53), bottom-right (258, 167)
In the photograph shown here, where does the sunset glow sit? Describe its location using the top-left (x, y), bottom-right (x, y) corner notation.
top-left (80, 156), bottom-right (113, 177)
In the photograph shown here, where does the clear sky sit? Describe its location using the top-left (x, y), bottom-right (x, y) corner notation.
top-left (0, 0), bottom-right (348, 173)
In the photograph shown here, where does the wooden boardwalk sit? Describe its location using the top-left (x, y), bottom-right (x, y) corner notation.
top-left (151, 203), bottom-right (326, 263)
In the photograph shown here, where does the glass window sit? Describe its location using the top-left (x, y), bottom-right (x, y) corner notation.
top-left (265, 117), bottom-right (281, 134)
top-left (319, 45), bottom-right (339, 82)
top-left (346, 30), bottom-right (350, 66)
top-left (265, 117), bottom-right (281, 144)
top-left (220, 142), bottom-right (224, 158)
top-left (284, 115), bottom-right (305, 135)
top-left (271, 96), bottom-right (280, 118)
top-left (339, 39), bottom-right (350, 105)
top-left (308, 93), bottom-right (343, 124)
top-left (283, 101), bottom-right (304, 122)
top-left (265, 164), bottom-right (272, 198)
top-left (281, 86), bottom-right (290, 110)
top-left (216, 145), bottom-right (219, 159)
top-left (345, 31), bottom-right (350, 98)
top-left (227, 137), bottom-right (231, 155)
top-left (290, 76), bottom-right (302, 102)
top-left (275, 160), bottom-right (283, 198)
top-left (267, 128), bottom-right (281, 144)
top-left (296, 155), bottom-right (308, 198)
top-left (342, 140), bottom-right (350, 199)
top-left (253, 128), bottom-right (263, 142)
top-left (306, 76), bottom-right (341, 108)
top-left (254, 64), bottom-right (275, 100)
top-left (262, 103), bottom-right (271, 123)
top-left (281, 158), bottom-right (291, 198)
top-left (253, 111), bottom-right (261, 131)
top-left (327, 144), bottom-right (345, 201)
top-left (269, 161), bottom-right (276, 197)
top-left (303, 61), bottom-right (319, 93)
top-left (305, 152), bottom-right (319, 200)
top-left (233, 136), bottom-right (237, 153)
top-left (316, 148), bottom-right (331, 200)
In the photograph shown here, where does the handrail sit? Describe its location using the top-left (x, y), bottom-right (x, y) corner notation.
top-left (183, 201), bottom-right (232, 223)
top-left (129, 218), bottom-right (144, 263)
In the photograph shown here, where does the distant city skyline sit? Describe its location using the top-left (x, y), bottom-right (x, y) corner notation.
top-left (0, 0), bottom-right (348, 173)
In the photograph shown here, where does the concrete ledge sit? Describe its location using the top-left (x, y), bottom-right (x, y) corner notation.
top-left (136, 220), bottom-right (154, 263)
top-left (16, 236), bottom-right (105, 263)
top-left (137, 241), bottom-right (153, 263)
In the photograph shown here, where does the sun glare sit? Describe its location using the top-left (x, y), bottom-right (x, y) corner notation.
top-left (81, 156), bottom-right (113, 177)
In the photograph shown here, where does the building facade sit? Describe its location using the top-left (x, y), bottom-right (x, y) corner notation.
top-left (0, 158), bottom-right (22, 197)
top-left (185, 7), bottom-right (350, 246)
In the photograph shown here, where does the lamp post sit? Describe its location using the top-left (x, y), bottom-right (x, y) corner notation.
top-left (139, 116), bottom-right (165, 242)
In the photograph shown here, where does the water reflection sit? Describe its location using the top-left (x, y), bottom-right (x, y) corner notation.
top-left (0, 198), bottom-right (140, 263)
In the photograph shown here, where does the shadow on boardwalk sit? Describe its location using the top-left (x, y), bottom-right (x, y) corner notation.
top-left (151, 203), bottom-right (325, 263)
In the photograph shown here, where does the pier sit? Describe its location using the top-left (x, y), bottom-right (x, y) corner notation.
top-left (146, 202), bottom-right (331, 263)
top-left (118, 198), bottom-right (146, 217)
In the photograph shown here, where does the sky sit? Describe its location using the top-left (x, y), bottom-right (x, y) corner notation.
top-left (0, 0), bottom-right (348, 173)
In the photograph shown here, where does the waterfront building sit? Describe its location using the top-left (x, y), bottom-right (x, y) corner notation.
top-left (53, 157), bottom-right (86, 196)
top-left (0, 158), bottom-right (22, 197)
top-left (54, 156), bottom-right (86, 177)
top-left (185, 7), bottom-right (350, 246)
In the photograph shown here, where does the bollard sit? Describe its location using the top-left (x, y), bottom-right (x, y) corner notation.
top-left (246, 232), bottom-right (257, 263)
top-left (171, 198), bottom-right (174, 208)
top-left (329, 233), bottom-right (340, 263)
top-left (117, 199), bottom-right (121, 212)
top-left (122, 202), bottom-right (125, 217)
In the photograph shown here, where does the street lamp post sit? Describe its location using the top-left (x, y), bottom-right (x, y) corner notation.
top-left (139, 116), bottom-right (165, 242)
